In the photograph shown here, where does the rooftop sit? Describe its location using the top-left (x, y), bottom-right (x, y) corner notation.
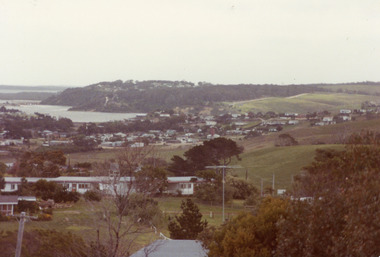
top-left (131, 240), bottom-right (207, 257)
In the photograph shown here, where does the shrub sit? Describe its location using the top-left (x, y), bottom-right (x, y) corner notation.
top-left (275, 133), bottom-right (298, 146)
top-left (83, 190), bottom-right (102, 201)
top-left (228, 177), bottom-right (258, 200)
top-left (42, 208), bottom-right (53, 215)
top-left (0, 213), bottom-right (11, 222)
top-left (36, 213), bottom-right (52, 221)
top-left (15, 200), bottom-right (39, 214)
top-left (53, 188), bottom-right (80, 203)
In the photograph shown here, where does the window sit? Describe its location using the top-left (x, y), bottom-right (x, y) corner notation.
top-left (11, 184), bottom-right (15, 190)
top-left (79, 183), bottom-right (89, 189)
top-left (180, 183), bottom-right (191, 189)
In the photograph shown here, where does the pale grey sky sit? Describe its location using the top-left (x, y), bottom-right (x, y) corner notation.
top-left (1, 0), bottom-right (379, 86)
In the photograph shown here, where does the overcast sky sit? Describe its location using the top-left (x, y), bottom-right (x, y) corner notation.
top-left (1, 0), bottom-right (379, 86)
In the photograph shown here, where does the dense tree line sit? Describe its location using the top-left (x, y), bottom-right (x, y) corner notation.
top-left (9, 150), bottom-right (66, 177)
top-left (2, 113), bottom-right (73, 139)
top-left (42, 80), bottom-right (327, 112)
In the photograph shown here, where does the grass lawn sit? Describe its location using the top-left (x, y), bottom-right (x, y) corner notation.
top-left (157, 197), bottom-right (245, 228)
top-left (0, 198), bottom-right (162, 253)
top-left (0, 196), bottom-right (247, 253)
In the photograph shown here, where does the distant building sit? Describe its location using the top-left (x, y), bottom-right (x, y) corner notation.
top-left (322, 117), bottom-right (333, 122)
top-left (340, 109), bottom-right (352, 114)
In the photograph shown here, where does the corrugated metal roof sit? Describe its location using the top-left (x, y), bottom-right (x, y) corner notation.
top-left (4, 176), bottom-right (200, 184)
top-left (131, 240), bottom-right (207, 257)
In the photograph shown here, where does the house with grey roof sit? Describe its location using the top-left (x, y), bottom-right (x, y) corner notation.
top-left (0, 195), bottom-right (18, 216)
top-left (0, 195), bottom-right (36, 216)
top-left (131, 240), bottom-right (207, 257)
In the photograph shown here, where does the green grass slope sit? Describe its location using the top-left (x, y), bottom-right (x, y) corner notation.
top-left (230, 93), bottom-right (380, 113)
top-left (232, 144), bottom-right (344, 191)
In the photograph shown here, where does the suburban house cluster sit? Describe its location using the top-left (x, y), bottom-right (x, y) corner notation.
top-left (1, 103), bottom-right (377, 149)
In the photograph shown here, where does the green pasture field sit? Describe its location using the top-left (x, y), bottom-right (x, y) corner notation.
top-left (157, 197), bottom-right (245, 228)
top-left (228, 93), bottom-right (380, 113)
top-left (67, 146), bottom-right (187, 165)
top-left (231, 144), bottom-right (345, 191)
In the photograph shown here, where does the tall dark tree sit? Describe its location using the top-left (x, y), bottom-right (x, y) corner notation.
top-left (168, 199), bottom-right (208, 239)
top-left (169, 137), bottom-right (243, 176)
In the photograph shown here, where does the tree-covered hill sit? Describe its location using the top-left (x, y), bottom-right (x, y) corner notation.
top-left (41, 80), bottom-right (329, 112)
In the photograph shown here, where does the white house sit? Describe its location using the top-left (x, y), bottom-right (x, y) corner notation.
top-left (234, 122), bottom-right (247, 126)
top-left (165, 177), bottom-right (201, 195)
top-left (322, 117), bottom-right (334, 122)
top-left (207, 134), bottom-right (220, 139)
top-left (131, 142), bottom-right (145, 148)
top-left (2, 176), bottom-right (203, 196)
top-left (340, 109), bottom-right (352, 114)
top-left (288, 120), bottom-right (299, 125)
top-left (205, 121), bottom-right (217, 126)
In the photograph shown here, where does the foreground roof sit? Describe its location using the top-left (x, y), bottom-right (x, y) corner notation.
top-left (131, 240), bottom-right (207, 257)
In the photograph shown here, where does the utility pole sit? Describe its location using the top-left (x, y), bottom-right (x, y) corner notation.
top-left (222, 166), bottom-right (225, 222)
top-left (15, 212), bottom-right (26, 257)
top-left (14, 212), bottom-right (35, 257)
top-left (206, 165), bottom-right (241, 222)
top-left (272, 173), bottom-right (275, 196)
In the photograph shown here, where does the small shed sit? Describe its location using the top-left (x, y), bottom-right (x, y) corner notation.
top-left (0, 195), bottom-right (18, 216)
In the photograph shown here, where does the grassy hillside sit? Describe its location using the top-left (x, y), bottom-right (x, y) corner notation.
top-left (229, 93), bottom-right (380, 113)
top-left (231, 144), bottom-right (344, 191)
top-left (234, 116), bottom-right (380, 191)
